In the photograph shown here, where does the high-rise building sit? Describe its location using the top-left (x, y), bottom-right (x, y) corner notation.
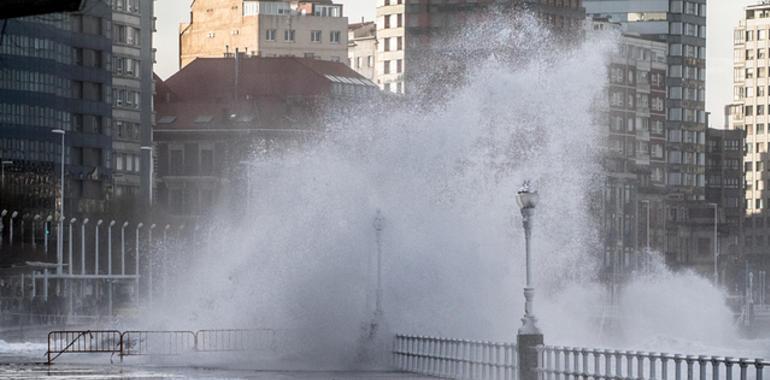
top-left (179, 0), bottom-right (348, 69)
top-left (598, 27), bottom-right (669, 280)
top-left (728, 2), bottom-right (770, 271)
top-left (374, 0), bottom-right (586, 94)
top-left (110, 0), bottom-right (154, 211)
top-left (585, 0), bottom-right (708, 202)
top-left (0, 0), bottom-right (115, 220)
top-left (348, 21), bottom-right (377, 82)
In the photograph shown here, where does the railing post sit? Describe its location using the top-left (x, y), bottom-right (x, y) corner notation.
top-left (738, 358), bottom-right (748, 380)
top-left (661, 354), bottom-right (670, 380)
top-left (755, 359), bottom-right (764, 380)
top-left (537, 345), bottom-right (546, 380)
top-left (725, 357), bottom-right (734, 380)
top-left (675, 354), bottom-right (684, 380)
top-left (699, 356), bottom-right (709, 380)
top-left (712, 357), bottom-right (721, 380)
top-left (687, 356), bottom-right (697, 380)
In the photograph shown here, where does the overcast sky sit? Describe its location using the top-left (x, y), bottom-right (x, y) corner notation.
top-left (154, 1), bottom-right (751, 128)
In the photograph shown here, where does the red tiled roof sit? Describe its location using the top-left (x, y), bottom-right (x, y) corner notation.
top-left (156, 56), bottom-right (370, 131)
top-left (163, 56), bottom-right (365, 102)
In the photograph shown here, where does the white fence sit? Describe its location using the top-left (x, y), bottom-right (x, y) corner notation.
top-left (393, 335), bottom-right (769, 380)
top-left (393, 334), bottom-right (518, 380)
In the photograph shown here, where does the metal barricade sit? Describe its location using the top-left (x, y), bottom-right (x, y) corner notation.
top-left (197, 328), bottom-right (276, 352)
top-left (121, 330), bottom-right (196, 356)
top-left (46, 330), bottom-right (122, 364)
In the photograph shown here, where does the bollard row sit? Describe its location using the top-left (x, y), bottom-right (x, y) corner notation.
top-left (537, 346), bottom-right (769, 380)
top-left (393, 334), bottom-right (518, 380)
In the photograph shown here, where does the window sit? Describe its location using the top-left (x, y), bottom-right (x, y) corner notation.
top-left (384, 14), bottom-right (390, 29)
top-left (311, 30), bottom-right (322, 43)
top-left (330, 31), bottom-right (341, 43)
top-left (284, 29), bottom-right (295, 41)
top-left (266, 29), bottom-right (276, 41)
top-left (384, 38), bottom-right (390, 52)
top-left (383, 60), bottom-right (390, 74)
top-left (397, 36), bottom-right (403, 50)
top-left (367, 56), bottom-right (373, 67)
top-left (396, 59), bottom-right (402, 73)
top-left (355, 57), bottom-right (361, 69)
top-left (758, 124), bottom-right (766, 134)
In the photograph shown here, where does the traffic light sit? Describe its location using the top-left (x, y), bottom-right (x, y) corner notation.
top-left (0, 0), bottom-right (84, 20)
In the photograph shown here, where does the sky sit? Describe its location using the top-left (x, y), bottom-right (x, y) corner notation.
top-left (154, 0), bottom-right (749, 128)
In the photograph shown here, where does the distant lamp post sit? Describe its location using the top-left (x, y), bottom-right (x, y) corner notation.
top-left (44, 215), bottom-right (53, 256)
top-left (373, 210), bottom-right (385, 315)
top-left (121, 222), bottom-right (129, 276)
top-left (515, 181), bottom-right (542, 380)
top-left (135, 222), bottom-right (144, 305)
top-left (80, 218), bottom-right (89, 275)
top-left (0, 210), bottom-right (7, 248)
top-left (95, 220), bottom-right (103, 275)
top-left (33, 214), bottom-right (41, 249)
top-left (51, 129), bottom-right (66, 279)
top-left (68, 218), bottom-right (77, 275)
top-left (1, 160), bottom-right (12, 189)
top-left (9, 211), bottom-right (18, 247)
top-left (148, 223), bottom-right (157, 303)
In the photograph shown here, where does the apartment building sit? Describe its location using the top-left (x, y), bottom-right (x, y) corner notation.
top-left (179, 0), bottom-right (348, 68)
top-left (110, 0), bottom-right (154, 210)
top-left (600, 30), bottom-right (669, 278)
top-left (348, 21), bottom-right (377, 82)
top-left (585, 0), bottom-right (708, 202)
top-left (374, 0), bottom-right (586, 94)
top-left (154, 56), bottom-right (377, 218)
top-left (729, 3), bottom-right (770, 275)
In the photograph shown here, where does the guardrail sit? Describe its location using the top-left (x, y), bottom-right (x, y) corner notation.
top-left (393, 334), bottom-right (518, 380)
top-left (47, 328), bottom-right (276, 364)
top-left (537, 346), bottom-right (768, 380)
top-left (47, 330), bottom-right (122, 364)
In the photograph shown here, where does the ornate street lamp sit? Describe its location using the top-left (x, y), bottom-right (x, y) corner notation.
top-left (515, 181), bottom-right (542, 380)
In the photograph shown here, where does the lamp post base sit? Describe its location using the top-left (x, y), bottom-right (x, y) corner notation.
top-left (518, 332), bottom-right (544, 380)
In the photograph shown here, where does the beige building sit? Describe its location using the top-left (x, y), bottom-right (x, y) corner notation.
top-left (729, 2), bottom-right (770, 255)
top-left (347, 21), bottom-right (377, 82)
top-left (179, 0), bottom-right (348, 68)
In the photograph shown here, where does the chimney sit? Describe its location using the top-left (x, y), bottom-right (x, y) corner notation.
top-left (234, 48), bottom-right (240, 101)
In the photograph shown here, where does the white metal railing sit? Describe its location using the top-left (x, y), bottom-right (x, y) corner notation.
top-left (537, 346), bottom-right (768, 380)
top-left (393, 334), bottom-right (518, 380)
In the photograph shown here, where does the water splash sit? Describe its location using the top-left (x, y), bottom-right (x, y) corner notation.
top-left (142, 15), bottom-right (763, 368)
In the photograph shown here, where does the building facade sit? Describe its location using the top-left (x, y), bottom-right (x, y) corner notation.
top-left (705, 128), bottom-right (744, 285)
top-left (110, 0), bottom-right (154, 211)
top-left (154, 56), bottom-right (377, 218)
top-left (347, 21), bottom-right (377, 82)
top-left (374, 0), bottom-right (586, 94)
top-left (0, 0), bottom-right (114, 221)
top-left (179, 0), bottom-right (348, 68)
top-left (585, 0), bottom-right (708, 202)
top-left (599, 31), bottom-right (668, 281)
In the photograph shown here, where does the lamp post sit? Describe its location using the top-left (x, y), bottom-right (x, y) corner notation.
top-left (1, 160), bottom-right (12, 189)
top-left (162, 224), bottom-right (170, 298)
top-left (52, 129), bottom-right (65, 279)
top-left (140, 146), bottom-right (153, 208)
top-left (135, 222), bottom-right (144, 305)
top-left (148, 223), bottom-right (156, 303)
top-left (373, 210), bottom-right (385, 315)
top-left (9, 211), bottom-right (18, 247)
top-left (121, 222), bottom-right (129, 276)
top-left (708, 202), bottom-right (718, 284)
top-left (80, 218), bottom-right (89, 275)
top-left (33, 214), bottom-right (41, 249)
top-left (107, 220), bottom-right (116, 316)
top-left (0, 210), bottom-right (6, 248)
top-left (44, 215), bottom-right (52, 256)
top-left (95, 220), bottom-right (103, 274)
top-left (68, 218), bottom-right (76, 276)
top-left (515, 181), bottom-right (542, 380)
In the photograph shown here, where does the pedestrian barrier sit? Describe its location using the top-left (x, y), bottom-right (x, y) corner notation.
top-left (393, 334), bottom-right (519, 380)
top-left (121, 330), bottom-right (196, 356)
top-left (46, 328), bottom-right (276, 364)
top-left (537, 346), bottom-right (769, 380)
top-left (197, 328), bottom-right (276, 352)
top-left (46, 330), bottom-right (122, 364)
